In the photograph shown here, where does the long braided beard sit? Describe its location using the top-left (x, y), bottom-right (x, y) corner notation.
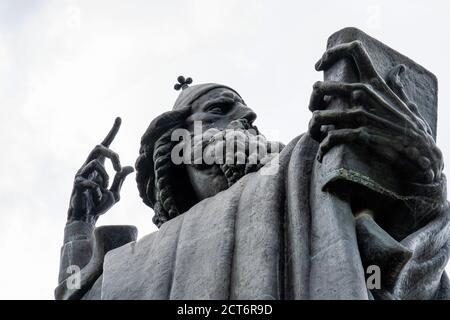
top-left (185, 119), bottom-right (282, 187)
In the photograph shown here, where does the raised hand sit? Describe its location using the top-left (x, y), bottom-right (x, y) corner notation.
top-left (67, 117), bottom-right (134, 224)
top-left (308, 40), bottom-right (444, 186)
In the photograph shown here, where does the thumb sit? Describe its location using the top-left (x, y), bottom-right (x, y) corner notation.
top-left (110, 166), bottom-right (134, 201)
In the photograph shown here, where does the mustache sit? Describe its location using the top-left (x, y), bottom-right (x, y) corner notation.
top-left (226, 118), bottom-right (260, 134)
top-left (191, 121), bottom-right (258, 156)
top-left (191, 119), bottom-right (260, 149)
top-left (186, 120), bottom-right (279, 169)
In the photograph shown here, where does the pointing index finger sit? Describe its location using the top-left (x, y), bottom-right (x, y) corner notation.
top-left (101, 117), bottom-right (122, 147)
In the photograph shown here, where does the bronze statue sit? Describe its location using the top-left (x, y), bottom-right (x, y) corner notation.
top-left (56, 28), bottom-right (449, 300)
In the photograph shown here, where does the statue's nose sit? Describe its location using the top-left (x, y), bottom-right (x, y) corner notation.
top-left (239, 106), bottom-right (257, 124)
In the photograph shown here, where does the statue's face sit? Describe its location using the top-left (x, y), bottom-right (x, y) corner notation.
top-left (185, 88), bottom-right (256, 133)
top-left (182, 87), bottom-right (258, 201)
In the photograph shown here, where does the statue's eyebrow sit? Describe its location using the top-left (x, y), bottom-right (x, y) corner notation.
top-left (203, 96), bottom-right (235, 110)
top-left (221, 91), bottom-right (240, 101)
top-left (220, 92), bottom-right (245, 106)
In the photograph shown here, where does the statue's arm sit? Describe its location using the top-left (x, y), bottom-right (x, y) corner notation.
top-left (55, 223), bottom-right (137, 300)
top-left (55, 118), bottom-right (134, 300)
top-left (58, 220), bottom-right (95, 284)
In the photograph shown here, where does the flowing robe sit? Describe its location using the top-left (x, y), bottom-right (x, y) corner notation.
top-left (55, 134), bottom-right (450, 300)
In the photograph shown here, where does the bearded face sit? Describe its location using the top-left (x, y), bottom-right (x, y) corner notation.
top-left (176, 88), bottom-right (282, 201)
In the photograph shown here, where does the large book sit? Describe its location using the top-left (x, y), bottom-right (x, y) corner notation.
top-left (319, 28), bottom-right (438, 205)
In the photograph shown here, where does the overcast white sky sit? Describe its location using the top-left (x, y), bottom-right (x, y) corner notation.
top-left (0, 0), bottom-right (449, 299)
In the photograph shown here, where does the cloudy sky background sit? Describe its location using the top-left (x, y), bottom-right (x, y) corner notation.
top-left (0, 0), bottom-right (449, 299)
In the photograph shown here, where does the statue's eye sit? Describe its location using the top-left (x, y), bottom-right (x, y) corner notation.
top-left (207, 103), bottom-right (230, 114)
